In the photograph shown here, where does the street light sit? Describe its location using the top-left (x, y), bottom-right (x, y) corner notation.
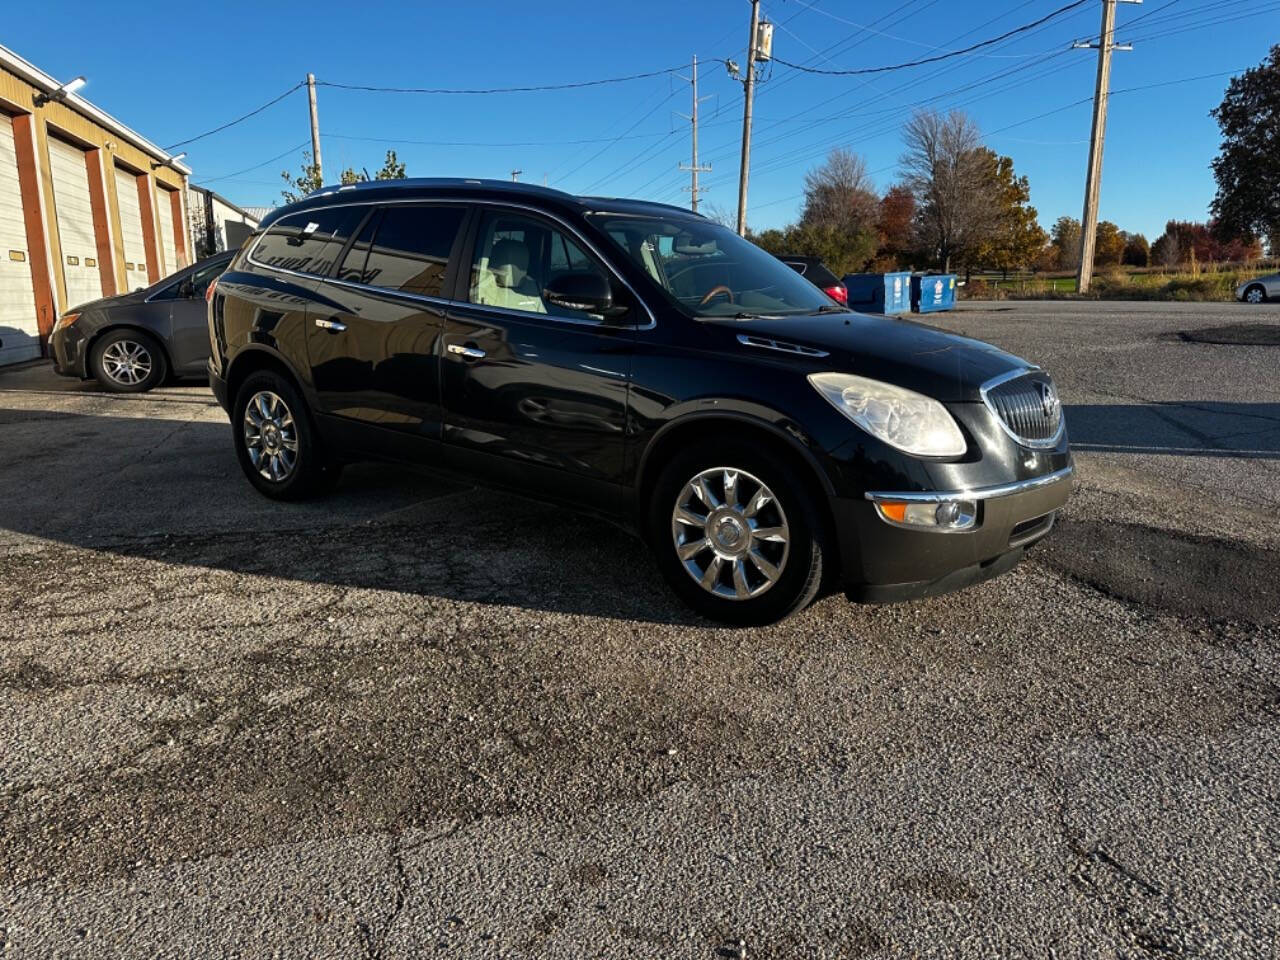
top-left (152, 152), bottom-right (186, 170)
top-left (33, 76), bottom-right (86, 107)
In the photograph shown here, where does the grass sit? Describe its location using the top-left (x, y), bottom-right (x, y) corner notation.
top-left (963, 263), bottom-right (1276, 302)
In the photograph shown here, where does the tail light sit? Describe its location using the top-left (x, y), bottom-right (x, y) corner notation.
top-left (824, 284), bottom-right (848, 305)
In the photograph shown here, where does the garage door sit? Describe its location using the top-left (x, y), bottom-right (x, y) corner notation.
top-left (155, 185), bottom-right (179, 276)
top-left (0, 114), bottom-right (40, 365)
top-left (114, 166), bottom-right (149, 292)
top-left (48, 137), bottom-right (103, 309)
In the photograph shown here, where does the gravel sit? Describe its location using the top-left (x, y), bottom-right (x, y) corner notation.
top-left (1, 299), bottom-right (1277, 958)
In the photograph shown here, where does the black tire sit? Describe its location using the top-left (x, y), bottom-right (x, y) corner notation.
top-left (647, 441), bottom-right (827, 626)
top-left (1244, 284), bottom-right (1267, 305)
top-left (231, 370), bottom-right (341, 501)
top-left (90, 329), bottom-right (167, 393)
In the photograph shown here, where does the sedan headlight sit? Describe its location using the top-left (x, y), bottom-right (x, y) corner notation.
top-left (808, 372), bottom-right (966, 457)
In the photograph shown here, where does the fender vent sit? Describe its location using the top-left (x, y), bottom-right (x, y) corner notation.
top-left (736, 334), bottom-right (829, 358)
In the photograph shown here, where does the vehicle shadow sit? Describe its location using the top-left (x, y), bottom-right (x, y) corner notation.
top-left (0, 406), bottom-right (699, 625)
top-left (1065, 402), bottom-right (1280, 459)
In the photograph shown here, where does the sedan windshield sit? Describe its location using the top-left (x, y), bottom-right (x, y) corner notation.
top-left (588, 213), bottom-right (836, 318)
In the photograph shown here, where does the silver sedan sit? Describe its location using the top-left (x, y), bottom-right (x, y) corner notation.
top-left (1236, 273), bottom-right (1280, 304)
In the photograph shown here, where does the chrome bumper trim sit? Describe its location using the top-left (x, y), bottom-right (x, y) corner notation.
top-left (864, 464), bottom-right (1074, 504)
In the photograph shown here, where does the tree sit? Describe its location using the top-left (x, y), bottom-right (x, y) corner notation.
top-left (971, 150), bottom-right (1046, 277)
top-left (1151, 230), bottom-right (1181, 269)
top-left (900, 109), bottom-right (996, 272)
top-left (1050, 216), bottom-right (1082, 271)
top-left (280, 150), bottom-right (322, 203)
top-left (1094, 220), bottom-right (1125, 266)
top-left (876, 185), bottom-right (915, 265)
top-left (1210, 44), bottom-right (1280, 245)
top-left (1122, 232), bottom-right (1150, 267)
top-left (800, 148), bottom-right (879, 235)
top-left (336, 150), bottom-right (410, 187)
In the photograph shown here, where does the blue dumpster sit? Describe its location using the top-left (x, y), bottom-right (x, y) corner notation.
top-left (911, 274), bottom-right (957, 313)
top-left (842, 272), bottom-right (912, 314)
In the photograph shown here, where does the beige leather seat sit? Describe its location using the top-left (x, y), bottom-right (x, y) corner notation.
top-left (473, 238), bottom-right (546, 313)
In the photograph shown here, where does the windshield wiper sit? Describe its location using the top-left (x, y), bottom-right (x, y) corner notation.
top-left (807, 304), bottom-right (847, 314)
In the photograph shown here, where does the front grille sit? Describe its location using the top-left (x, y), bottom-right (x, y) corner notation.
top-left (982, 371), bottom-right (1064, 447)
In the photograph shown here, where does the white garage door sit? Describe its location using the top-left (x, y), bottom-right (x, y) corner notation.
top-left (114, 166), bottom-right (149, 292)
top-left (0, 114), bottom-right (40, 365)
top-left (48, 137), bottom-right (103, 309)
top-left (155, 185), bottom-right (179, 276)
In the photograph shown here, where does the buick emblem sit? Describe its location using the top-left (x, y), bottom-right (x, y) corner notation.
top-left (1037, 381), bottom-right (1060, 419)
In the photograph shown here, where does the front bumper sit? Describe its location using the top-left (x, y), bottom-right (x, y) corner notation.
top-left (834, 464), bottom-right (1073, 601)
top-left (50, 325), bottom-right (89, 378)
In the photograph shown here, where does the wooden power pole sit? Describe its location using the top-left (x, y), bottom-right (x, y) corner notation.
top-left (1075, 0), bottom-right (1138, 293)
top-left (735, 0), bottom-right (761, 236)
top-left (307, 72), bottom-right (323, 185)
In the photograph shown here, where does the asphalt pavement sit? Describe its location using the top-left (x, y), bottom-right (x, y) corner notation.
top-left (1, 299), bottom-right (1277, 958)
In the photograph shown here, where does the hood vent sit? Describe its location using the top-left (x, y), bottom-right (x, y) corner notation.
top-left (736, 334), bottom-right (829, 358)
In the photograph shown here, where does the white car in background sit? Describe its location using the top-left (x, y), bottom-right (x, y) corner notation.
top-left (1236, 273), bottom-right (1280, 304)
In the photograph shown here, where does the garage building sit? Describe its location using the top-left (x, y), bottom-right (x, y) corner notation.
top-left (0, 44), bottom-right (192, 367)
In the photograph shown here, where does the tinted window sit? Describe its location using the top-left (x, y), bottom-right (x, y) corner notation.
top-left (468, 211), bottom-right (611, 321)
top-left (150, 257), bottom-right (229, 300)
top-left (357, 205), bottom-right (465, 297)
top-left (337, 211), bottom-right (380, 284)
top-left (252, 208), bottom-right (363, 277)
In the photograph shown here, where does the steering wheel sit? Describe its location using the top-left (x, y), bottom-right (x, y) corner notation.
top-left (699, 284), bottom-right (735, 307)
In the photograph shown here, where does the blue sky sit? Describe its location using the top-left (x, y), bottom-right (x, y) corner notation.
top-left (12, 0), bottom-right (1277, 240)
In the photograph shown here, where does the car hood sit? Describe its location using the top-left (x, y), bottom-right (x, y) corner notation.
top-left (68, 287), bottom-right (150, 314)
top-left (709, 310), bottom-right (1031, 402)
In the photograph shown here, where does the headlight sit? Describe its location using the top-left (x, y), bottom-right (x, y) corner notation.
top-left (808, 372), bottom-right (966, 457)
top-left (55, 312), bottom-right (80, 330)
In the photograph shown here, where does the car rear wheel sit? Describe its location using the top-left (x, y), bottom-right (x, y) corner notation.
top-left (231, 370), bottom-right (341, 500)
top-left (648, 442), bottom-right (826, 625)
top-left (1244, 284), bottom-right (1266, 304)
top-left (90, 329), bottom-right (167, 393)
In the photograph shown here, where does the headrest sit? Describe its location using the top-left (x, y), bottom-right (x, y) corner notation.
top-left (489, 238), bottom-right (529, 288)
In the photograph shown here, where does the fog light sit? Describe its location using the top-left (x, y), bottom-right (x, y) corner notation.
top-left (874, 498), bottom-right (977, 531)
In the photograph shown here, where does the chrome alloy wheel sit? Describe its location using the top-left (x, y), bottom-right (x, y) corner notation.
top-left (671, 467), bottom-right (790, 600)
top-left (1246, 286), bottom-right (1265, 304)
top-left (243, 390), bottom-right (299, 482)
top-left (101, 339), bottom-right (153, 385)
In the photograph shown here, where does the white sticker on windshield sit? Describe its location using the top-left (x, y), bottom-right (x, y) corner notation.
top-left (303, 222), bottom-right (319, 234)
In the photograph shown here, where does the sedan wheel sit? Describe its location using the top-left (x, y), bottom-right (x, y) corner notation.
top-left (671, 467), bottom-right (790, 600)
top-left (1245, 285), bottom-right (1265, 304)
top-left (242, 390), bottom-right (299, 482)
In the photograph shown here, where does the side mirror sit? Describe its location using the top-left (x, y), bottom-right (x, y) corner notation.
top-left (543, 272), bottom-right (629, 320)
top-left (178, 278), bottom-right (196, 298)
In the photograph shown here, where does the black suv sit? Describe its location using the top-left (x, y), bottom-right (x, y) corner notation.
top-left (208, 179), bottom-right (1070, 624)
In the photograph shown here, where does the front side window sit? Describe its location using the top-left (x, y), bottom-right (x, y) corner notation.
top-left (150, 257), bottom-right (228, 300)
top-left (589, 213), bottom-right (833, 318)
top-left (468, 211), bottom-right (611, 321)
top-left (349, 205), bottom-right (465, 297)
top-left (252, 207), bottom-right (363, 277)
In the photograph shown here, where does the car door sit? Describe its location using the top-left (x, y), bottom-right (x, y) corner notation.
top-left (167, 256), bottom-right (232, 374)
top-left (306, 203), bottom-right (468, 445)
top-left (440, 207), bottom-right (635, 503)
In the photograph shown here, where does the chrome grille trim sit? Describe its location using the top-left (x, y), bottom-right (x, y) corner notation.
top-left (980, 367), bottom-right (1065, 449)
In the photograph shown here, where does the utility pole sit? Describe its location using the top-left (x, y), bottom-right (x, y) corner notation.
top-left (306, 72), bottom-right (323, 185)
top-left (1074, 0), bottom-right (1138, 293)
top-left (735, 0), bottom-right (761, 236)
top-left (678, 56), bottom-right (712, 213)
top-left (511, 169), bottom-right (522, 182)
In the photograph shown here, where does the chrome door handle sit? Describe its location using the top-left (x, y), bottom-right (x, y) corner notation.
top-left (314, 317), bottom-right (346, 332)
top-left (447, 343), bottom-right (486, 359)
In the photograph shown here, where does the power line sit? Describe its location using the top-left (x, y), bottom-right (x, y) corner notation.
top-left (165, 83), bottom-right (304, 151)
top-left (314, 65), bottom-right (685, 96)
top-left (326, 130), bottom-right (671, 148)
top-left (196, 141), bottom-right (311, 185)
top-left (769, 0), bottom-right (1091, 76)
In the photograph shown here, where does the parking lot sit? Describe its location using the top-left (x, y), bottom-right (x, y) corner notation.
top-left (2, 299), bottom-right (1278, 958)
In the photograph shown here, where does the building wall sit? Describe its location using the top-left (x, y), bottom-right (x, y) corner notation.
top-left (187, 186), bottom-right (259, 259)
top-left (0, 61), bottom-right (190, 359)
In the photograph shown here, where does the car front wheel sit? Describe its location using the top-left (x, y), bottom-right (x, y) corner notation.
top-left (648, 442), bottom-right (827, 625)
top-left (1244, 284), bottom-right (1266, 304)
top-left (231, 370), bottom-right (340, 500)
top-left (90, 329), bottom-right (167, 393)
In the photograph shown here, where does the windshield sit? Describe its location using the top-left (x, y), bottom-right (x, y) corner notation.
top-left (588, 213), bottom-right (837, 318)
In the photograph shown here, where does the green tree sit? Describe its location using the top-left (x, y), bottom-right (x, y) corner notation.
top-left (1050, 216), bottom-right (1082, 271)
top-left (336, 150), bottom-right (409, 187)
top-left (1210, 45), bottom-right (1280, 244)
top-left (1122, 232), bottom-right (1150, 267)
top-left (280, 150), bottom-right (322, 203)
top-left (1094, 220), bottom-right (1125, 266)
top-left (972, 150), bottom-right (1046, 277)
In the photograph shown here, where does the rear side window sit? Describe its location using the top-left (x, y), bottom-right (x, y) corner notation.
top-left (344, 205), bottom-right (465, 298)
top-left (251, 208), bottom-right (363, 277)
